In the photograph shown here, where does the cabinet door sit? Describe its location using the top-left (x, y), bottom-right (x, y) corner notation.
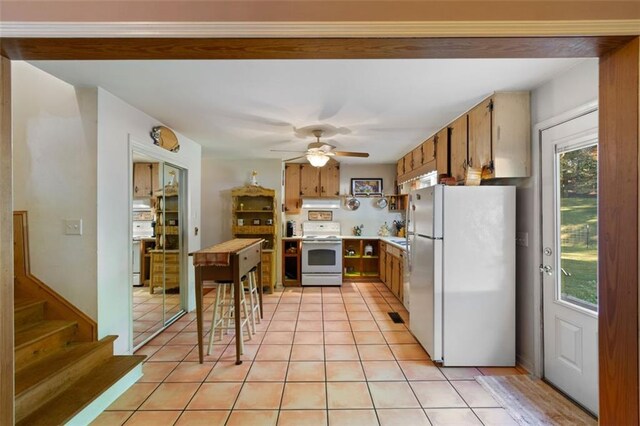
top-left (435, 128), bottom-right (449, 176)
top-left (449, 115), bottom-right (468, 182)
top-left (299, 164), bottom-right (320, 197)
top-left (379, 244), bottom-right (386, 282)
top-left (468, 97), bottom-right (493, 171)
top-left (284, 164), bottom-right (301, 213)
top-left (133, 163), bottom-right (152, 196)
top-left (398, 252), bottom-right (404, 301)
top-left (390, 255), bottom-right (400, 296)
top-left (320, 162), bottom-right (340, 196)
top-left (422, 137), bottom-right (435, 164)
top-left (404, 153), bottom-right (414, 173)
top-left (385, 254), bottom-right (393, 289)
top-left (396, 159), bottom-right (405, 182)
top-left (150, 163), bottom-right (160, 195)
top-left (412, 145), bottom-right (424, 169)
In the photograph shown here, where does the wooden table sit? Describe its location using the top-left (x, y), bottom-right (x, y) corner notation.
top-left (191, 238), bottom-right (264, 364)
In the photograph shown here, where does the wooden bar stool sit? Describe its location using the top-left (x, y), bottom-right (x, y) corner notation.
top-left (244, 267), bottom-right (262, 333)
top-left (208, 280), bottom-right (252, 356)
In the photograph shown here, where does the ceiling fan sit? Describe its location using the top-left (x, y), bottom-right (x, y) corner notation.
top-left (271, 129), bottom-right (370, 167)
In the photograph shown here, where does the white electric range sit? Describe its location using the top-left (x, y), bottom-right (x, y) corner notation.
top-left (301, 222), bottom-right (343, 286)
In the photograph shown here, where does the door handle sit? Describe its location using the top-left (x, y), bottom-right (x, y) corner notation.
top-left (539, 264), bottom-right (553, 275)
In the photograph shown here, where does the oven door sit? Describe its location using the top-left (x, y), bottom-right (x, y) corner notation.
top-left (302, 241), bottom-right (342, 274)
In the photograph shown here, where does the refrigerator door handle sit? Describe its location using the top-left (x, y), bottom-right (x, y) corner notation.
top-left (417, 234), bottom-right (443, 240)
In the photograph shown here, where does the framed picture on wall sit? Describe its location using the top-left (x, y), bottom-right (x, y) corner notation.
top-left (308, 211), bottom-right (333, 221)
top-left (351, 178), bottom-right (383, 196)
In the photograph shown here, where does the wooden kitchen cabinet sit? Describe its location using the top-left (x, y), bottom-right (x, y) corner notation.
top-left (282, 240), bottom-right (302, 286)
top-left (412, 145), bottom-right (424, 170)
top-left (422, 137), bottom-right (435, 164)
top-left (320, 162), bottom-right (340, 196)
top-left (404, 152), bottom-right (414, 174)
top-left (385, 252), bottom-right (392, 290)
top-left (435, 127), bottom-right (449, 176)
top-left (284, 164), bottom-right (301, 213)
top-left (299, 163), bottom-right (319, 197)
top-left (396, 158), bottom-right (405, 183)
top-left (468, 97), bottom-right (492, 172)
top-left (449, 114), bottom-right (468, 182)
top-left (379, 241), bottom-right (387, 283)
top-left (133, 162), bottom-right (159, 197)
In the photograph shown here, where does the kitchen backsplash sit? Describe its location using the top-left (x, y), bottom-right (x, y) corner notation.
top-left (285, 199), bottom-right (404, 237)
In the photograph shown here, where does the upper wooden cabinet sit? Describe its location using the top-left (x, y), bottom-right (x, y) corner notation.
top-left (422, 137), bottom-right (435, 164)
top-left (396, 158), bottom-right (404, 180)
top-left (412, 145), bottom-right (424, 170)
top-left (449, 115), bottom-right (468, 182)
top-left (468, 97), bottom-right (493, 171)
top-left (133, 162), bottom-right (159, 197)
top-left (320, 163), bottom-right (340, 196)
top-left (284, 164), bottom-right (301, 213)
top-left (284, 161), bottom-right (341, 213)
top-left (435, 128), bottom-right (449, 176)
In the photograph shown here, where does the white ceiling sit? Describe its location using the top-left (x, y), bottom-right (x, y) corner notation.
top-left (31, 58), bottom-right (586, 163)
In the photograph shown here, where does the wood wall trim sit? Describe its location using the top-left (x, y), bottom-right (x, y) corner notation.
top-left (0, 20), bottom-right (639, 39)
top-left (1, 36), bottom-right (635, 60)
top-left (598, 36), bottom-right (640, 425)
top-left (0, 55), bottom-right (14, 426)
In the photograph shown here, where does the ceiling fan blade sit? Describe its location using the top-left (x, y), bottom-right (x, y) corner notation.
top-left (270, 149), bottom-right (307, 153)
top-left (332, 151), bottom-right (370, 158)
top-left (283, 155), bottom-right (307, 162)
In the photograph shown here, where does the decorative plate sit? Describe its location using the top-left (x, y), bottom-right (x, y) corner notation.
top-left (151, 126), bottom-right (180, 152)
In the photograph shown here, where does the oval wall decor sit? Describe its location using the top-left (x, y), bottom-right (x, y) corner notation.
top-left (151, 126), bottom-right (180, 152)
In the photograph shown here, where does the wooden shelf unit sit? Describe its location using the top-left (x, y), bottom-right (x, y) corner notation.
top-left (282, 240), bottom-right (302, 286)
top-left (231, 185), bottom-right (278, 293)
top-left (388, 194), bottom-right (408, 212)
top-left (343, 239), bottom-right (381, 281)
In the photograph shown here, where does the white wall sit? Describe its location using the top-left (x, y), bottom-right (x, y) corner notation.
top-left (285, 163), bottom-right (404, 237)
top-left (12, 61), bottom-right (99, 319)
top-left (97, 88), bottom-right (202, 354)
top-left (516, 59), bottom-right (598, 372)
top-left (201, 158), bottom-right (283, 283)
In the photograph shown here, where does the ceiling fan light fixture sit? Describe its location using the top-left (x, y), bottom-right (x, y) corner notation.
top-left (306, 152), bottom-right (330, 167)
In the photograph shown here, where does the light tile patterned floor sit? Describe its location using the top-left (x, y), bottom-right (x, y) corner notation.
top-left (132, 287), bottom-right (181, 347)
top-left (95, 282), bottom-right (524, 425)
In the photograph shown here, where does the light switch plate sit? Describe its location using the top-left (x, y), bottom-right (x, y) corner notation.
top-left (65, 219), bottom-right (83, 235)
top-left (516, 231), bottom-right (528, 247)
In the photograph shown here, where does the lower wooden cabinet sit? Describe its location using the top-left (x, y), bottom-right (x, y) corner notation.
top-left (149, 250), bottom-right (180, 294)
top-left (261, 250), bottom-right (275, 293)
top-left (381, 244), bottom-right (405, 301)
top-left (379, 242), bottom-right (387, 283)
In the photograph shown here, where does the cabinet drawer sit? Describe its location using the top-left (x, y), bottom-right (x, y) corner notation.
top-left (152, 263), bottom-right (179, 274)
top-left (239, 245), bottom-right (261, 276)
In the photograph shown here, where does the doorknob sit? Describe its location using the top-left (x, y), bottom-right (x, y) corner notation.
top-left (539, 264), bottom-right (553, 275)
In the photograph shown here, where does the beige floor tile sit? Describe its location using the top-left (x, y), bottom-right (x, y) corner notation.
top-left (362, 361), bottom-right (406, 381)
top-left (175, 410), bottom-right (229, 426)
top-left (263, 331), bottom-right (295, 344)
top-left (324, 321), bottom-right (351, 331)
top-left (205, 361), bottom-right (251, 382)
top-left (327, 382), bottom-right (374, 409)
top-left (398, 361), bottom-right (444, 381)
top-left (226, 410), bottom-right (279, 426)
top-left (164, 362), bottom-right (213, 382)
top-left (439, 367), bottom-right (482, 381)
top-left (325, 344), bottom-right (360, 361)
top-left (219, 343), bottom-right (260, 362)
top-left (290, 344), bottom-right (325, 361)
top-left (294, 331), bottom-right (325, 345)
top-left (473, 408), bottom-right (519, 425)
top-left (376, 408), bottom-right (431, 426)
top-left (90, 410), bottom-right (133, 425)
top-left (326, 361), bottom-right (366, 381)
top-left (410, 381), bottom-right (468, 408)
top-left (187, 382), bottom-right (242, 409)
top-left (425, 408), bottom-right (482, 425)
top-left (286, 361), bottom-right (326, 381)
top-left (324, 311), bottom-right (349, 321)
top-left (139, 362), bottom-right (178, 383)
top-left (255, 344), bottom-right (292, 361)
top-left (451, 380), bottom-right (501, 407)
top-left (299, 303), bottom-right (323, 312)
top-left (348, 311), bottom-right (375, 321)
top-left (296, 320), bottom-right (324, 331)
top-left (369, 382), bottom-right (420, 408)
top-left (298, 311), bottom-right (323, 321)
top-left (277, 410), bottom-right (327, 426)
top-left (107, 383), bottom-right (158, 411)
top-left (147, 345), bottom-right (193, 362)
top-left (281, 382), bottom-right (327, 409)
top-left (328, 409), bottom-right (379, 426)
top-left (235, 382), bottom-right (285, 409)
top-left (357, 344), bottom-right (395, 361)
top-left (350, 320), bottom-right (379, 331)
top-left (354, 331), bottom-right (387, 345)
top-left (268, 321), bottom-right (297, 331)
top-left (382, 331), bottom-right (417, 344)
top-left (389, 344), bottom-right (429, 361)
top-left (247, 361), bottom-right (289, 381)
top-left (139, 383), bottom-right (199, 410)
top-left (273, 311), bottom-right (299, 321)
top-left (325, 331), bottom-right (356, 344)
top-left (124, 410), bottom-right (181, 425)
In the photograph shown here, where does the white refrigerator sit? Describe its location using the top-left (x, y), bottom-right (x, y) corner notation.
top-left (409, 185), bottom-right (516, 366)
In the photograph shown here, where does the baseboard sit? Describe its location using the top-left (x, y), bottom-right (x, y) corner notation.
top-left (64, 364), bottom-right (142, 426)
top-left (516, 354), bottom-right (535, 376)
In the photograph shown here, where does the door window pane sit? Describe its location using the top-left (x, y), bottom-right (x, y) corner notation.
top-left (558, 144), bottom-right (598, 312)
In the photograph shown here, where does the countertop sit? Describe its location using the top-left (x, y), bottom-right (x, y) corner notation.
top-left (282, 235), bottom-right (407, 250)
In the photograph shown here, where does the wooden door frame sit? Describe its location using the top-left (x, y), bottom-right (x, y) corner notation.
top-left (1, 33), bottom-right (638, 425)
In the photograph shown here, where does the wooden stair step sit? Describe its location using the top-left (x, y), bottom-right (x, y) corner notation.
top-left (15, 336), bottom-right (118, 420)
top-left (14, 298), bottom-right (46, 328)
top-left (17, 355), bottom-right (146, 426)
top-left (15, 320), bottom-right (78, 370)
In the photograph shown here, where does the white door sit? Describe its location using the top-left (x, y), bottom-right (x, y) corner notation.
top-left (541, 110), bottom-right (598, 415)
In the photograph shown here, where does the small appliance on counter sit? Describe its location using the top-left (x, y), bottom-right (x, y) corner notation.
top-left (286, 220), bottom-right (295, 237)
top-left (364, 243), bottom-right (374, 256)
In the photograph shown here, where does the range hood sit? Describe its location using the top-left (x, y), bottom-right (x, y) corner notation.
top-left (301, 197), bottom-right (341, 209)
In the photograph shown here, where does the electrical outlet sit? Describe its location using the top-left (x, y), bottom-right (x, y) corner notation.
top-left (64, 219), bottom-right (83, 236)
top-left (516, 231), bottom-right (528, 247)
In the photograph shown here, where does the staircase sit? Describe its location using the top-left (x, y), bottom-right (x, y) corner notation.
top-left (13, 212), bottom-right (145, 425)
